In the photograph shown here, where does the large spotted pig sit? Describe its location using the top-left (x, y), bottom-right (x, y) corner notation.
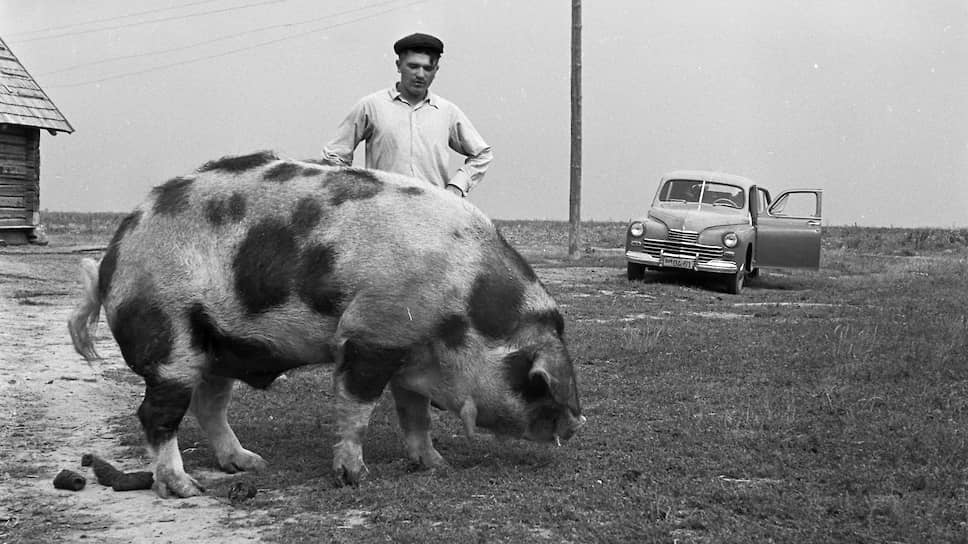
top-left (68, 151), bottom-right (585, 498)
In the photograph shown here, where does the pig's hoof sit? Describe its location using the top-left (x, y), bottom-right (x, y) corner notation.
top-left (411, 448), bottom-right (447, 470)
top-left (218, 449), bottom-right (267, 474)
top-left (407, 459), bottom-right (451, 474)
top-left (152, 467), bottom-right (205, 498)
top-left (332, 440), bottom-right (366, 487)
top-left (333, 462), bottom-right (368, 487)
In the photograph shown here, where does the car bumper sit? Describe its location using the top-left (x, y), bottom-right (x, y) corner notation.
top-left (625, 250), bottom-right (739, 274)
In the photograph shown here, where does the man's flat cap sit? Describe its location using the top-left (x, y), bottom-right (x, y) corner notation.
top-left (393, 33), bottom-right (444, 55)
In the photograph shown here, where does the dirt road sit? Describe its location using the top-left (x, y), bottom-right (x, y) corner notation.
top-left (0, 247), bottom-right (269, 543)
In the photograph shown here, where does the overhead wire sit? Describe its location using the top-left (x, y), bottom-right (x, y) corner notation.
top-left (37, 0), bottom-right (408, 77)
top-left (10, 0), bottom-right (287, 44)
top-left (6, 0), bottom-right (225, 39)
top-left (47, 0), bottom-right (427, 89)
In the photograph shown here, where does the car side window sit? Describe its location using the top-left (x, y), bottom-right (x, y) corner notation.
top-left (770, 192), bottom-right (820, 218)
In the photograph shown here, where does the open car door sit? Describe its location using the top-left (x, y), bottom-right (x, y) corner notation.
top-left (755, 190), bottom-right (823, 268)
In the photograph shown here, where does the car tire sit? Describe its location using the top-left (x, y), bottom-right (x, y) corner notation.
top-left (627, 262), bottom-right (646, 281)
top-left (724, 262), bottom-right (745, 294)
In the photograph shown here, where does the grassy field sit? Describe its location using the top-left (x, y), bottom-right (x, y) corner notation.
top-left (41, 209), bottom-right (968, 255)
top-left (35, 213), bottom-right (968, 541)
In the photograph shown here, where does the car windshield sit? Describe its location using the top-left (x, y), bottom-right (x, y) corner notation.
top-left (658, 179), bottom-right (745, 209)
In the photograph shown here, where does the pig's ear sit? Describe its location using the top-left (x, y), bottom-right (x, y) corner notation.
top-left (529, 355), bottom-right (578, 410)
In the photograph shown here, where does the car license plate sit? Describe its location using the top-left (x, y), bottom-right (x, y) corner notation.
top-left (661, 256), bottom-right (695, 270)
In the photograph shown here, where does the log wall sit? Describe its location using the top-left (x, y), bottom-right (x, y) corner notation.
top-left (0, 123), bottom-right (40, 228)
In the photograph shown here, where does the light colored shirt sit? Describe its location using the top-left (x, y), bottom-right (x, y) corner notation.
top-left (322, 87), bottom-right (493, 195)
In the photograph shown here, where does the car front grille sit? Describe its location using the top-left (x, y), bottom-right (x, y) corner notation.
top-left (667, 229), bottom-right (700, 244)
top-left (641, 230), bottom-right (724, 262)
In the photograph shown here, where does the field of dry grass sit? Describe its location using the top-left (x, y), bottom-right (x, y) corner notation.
top-left (3, 212), bottom-right (967, 543)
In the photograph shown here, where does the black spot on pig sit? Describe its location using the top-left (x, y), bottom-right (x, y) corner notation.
top-left (198, 151), bottom-right (278, 173)
top-left (188, 303), bottom-right (320, 389)
top-left (112, 294), bottom-right (174, 377)
top-left (98, 255), bottom-right (119, 301)
top-left (501, 349), bottom-right (551, 402)
top-left (339, 340), bottom-right (409, 401)
top-left (398, 186), bottom-right (425, 197)
top-left (99, 210), bottom-right (142, 299)
top-left (291, 197), bottom-right (323, 237)
top-left (138, 381), bottom-right (193, 447)
top-left (326, 169), bottom-right (384, 206)
top-left (468, 272), bottom-right (524, 339)
top-left (151, 176), bottom-right (194, 216)
top-left (233, 219), bottom-right (297, 313)
top-left (296, 244), bottom-right (342, 316)
top-left (264, 161), bottom-right (303, 183)
top-left (525, 309), bottom-right (565, 337)
top-left (204, 199), bottom-right (223, 226)
top-left (435, 314), bottom-right (469, 349)
top-left (204, 192), bottom-right (247, 226)
top-left (226, 193), bottom-right (247, 222)
top-left (301, 167), bottom-right (326, 177)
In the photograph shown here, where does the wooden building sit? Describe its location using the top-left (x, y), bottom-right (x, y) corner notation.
top-left (0, 36), bottom-right (73, 245)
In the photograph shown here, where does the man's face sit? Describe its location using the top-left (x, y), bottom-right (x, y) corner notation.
top-left (396, 51), bottom-right (439, 99)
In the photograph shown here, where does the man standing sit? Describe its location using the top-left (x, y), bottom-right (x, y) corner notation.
top-left (322, 33), bottom-right (493, 198)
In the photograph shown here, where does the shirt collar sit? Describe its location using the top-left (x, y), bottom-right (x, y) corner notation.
top-left (387, 85), bottom-right (439, 108)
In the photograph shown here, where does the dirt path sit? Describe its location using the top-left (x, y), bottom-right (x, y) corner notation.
top-left (0, 250), bottom-right (270, 543)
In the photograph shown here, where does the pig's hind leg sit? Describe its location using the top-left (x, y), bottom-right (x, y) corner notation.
top-left (113, 299), bottom-right (207, 498)
top-left (190, 373), bottom-right (267, 474)
top-left (137, 356), bottom-right (206, 498)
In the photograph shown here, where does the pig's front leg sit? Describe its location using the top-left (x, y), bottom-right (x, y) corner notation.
top-left (390, 382), bottom-right (446, 469)
top-left (332, 382), bottom-right (375, 487)
top-left (330, 333), bottom-right (410, 486)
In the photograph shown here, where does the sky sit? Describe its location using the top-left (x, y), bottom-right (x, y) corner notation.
top-left (1, 0), bottom-right (966, 227)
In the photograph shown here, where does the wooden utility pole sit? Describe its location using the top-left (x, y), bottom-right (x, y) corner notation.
top-left (568, 0), bottom-right (582, 260)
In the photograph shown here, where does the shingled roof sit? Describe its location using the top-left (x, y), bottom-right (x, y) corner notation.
top-left (0, 36), bottom-right (73, 134)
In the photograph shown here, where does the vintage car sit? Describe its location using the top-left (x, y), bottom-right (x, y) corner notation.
top-left (625, 170), bottom-right (823, 294)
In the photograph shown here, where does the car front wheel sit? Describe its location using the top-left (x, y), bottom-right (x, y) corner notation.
top-left (724, 262), bottom-right (746, 294)
top-left (627, 262), bottom-right (646, 281)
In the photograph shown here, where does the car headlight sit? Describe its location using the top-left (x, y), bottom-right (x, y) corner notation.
top-left (722, 232), bottom-right (738, 248)
top-left (629, 222), bottom-right (645, 237)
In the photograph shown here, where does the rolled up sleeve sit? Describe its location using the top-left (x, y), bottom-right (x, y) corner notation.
top-left (322, 101), bottom-right (370, 167)
top-left (448, 107), bottom-right (492, 195)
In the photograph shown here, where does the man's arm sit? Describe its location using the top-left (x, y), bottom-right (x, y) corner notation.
top-left (322, 100), bottom-right (371, 167)
top-left (447, 107), bottom-right (492, 196)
